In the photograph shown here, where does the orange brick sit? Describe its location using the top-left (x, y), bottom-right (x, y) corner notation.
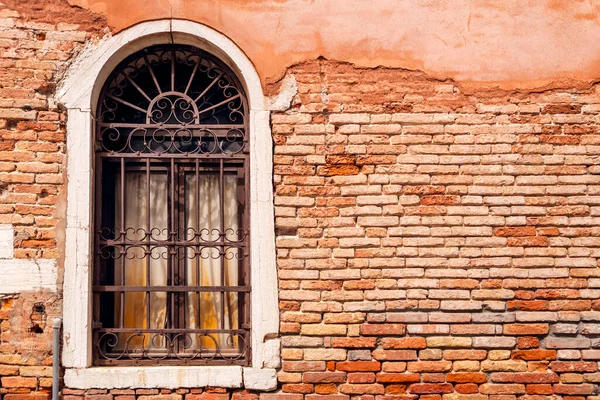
top-left (336, 361), bottom-right (381, 372)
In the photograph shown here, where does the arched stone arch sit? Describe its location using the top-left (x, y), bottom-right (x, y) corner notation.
top-left (58, 19), bottom-right (278, 390)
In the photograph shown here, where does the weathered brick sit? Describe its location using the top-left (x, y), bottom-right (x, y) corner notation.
top-left (3, 20), bottom-right (600, 400)
top-left (543, 337), bottom-right (591, 349)
top-left (407, 361), bottom-right (453, 373)
top-left (360, 324), bottom-right (406, 336)
top-left (479, 383), bottom-right (525, 395)
top-left (336, 361), bottom-right (381, 372)
top-left (381, 338), bottom-right (426, 349)
top-left (1, 376), bottom-right (37, 388)
top-left (550, 361), bottom-right (597, 373)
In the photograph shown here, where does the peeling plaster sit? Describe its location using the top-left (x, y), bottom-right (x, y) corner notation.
top-left (2, 0), bottom-right (108, 31)
top-left (266, 73), bottom-right (297, 111)
top-left (0, 225), bottom-right (58, 294)
top-left (63, 0), bottom-right (600, 91)
top-left (0, 259), bottom-right (58, 294)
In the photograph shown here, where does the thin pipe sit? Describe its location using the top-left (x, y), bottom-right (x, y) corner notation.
top-left (52, 318), bottom-right (62, 400)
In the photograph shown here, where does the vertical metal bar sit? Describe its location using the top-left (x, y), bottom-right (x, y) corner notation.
top-left (236, 166), bottom-right (245, 334)
top-left (195, 159), bottom-right (201, 331)
top-left (219, 159), bottom-right (225, 330)
top-left (242, 99), bottom-right (251, 362)
top-left (120, 158), bottom-right (125, 329)
top-left (92, 152), bottom-right (103, 349)
top-left (146, 158), bottom-right (151, 330)
top-left (177, 165), bottom-right (186, 338)
top-left (169, 158), bottom-right (175, 333)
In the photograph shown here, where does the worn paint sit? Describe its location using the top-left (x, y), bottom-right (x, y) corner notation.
top-left (2, 0), bottom-right (107, 31)
top-left (65, 0), bottom-right (600, 90)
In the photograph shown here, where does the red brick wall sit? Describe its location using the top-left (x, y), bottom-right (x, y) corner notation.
top-left (0, 4), bottom-right (101, 400)
top-left (1, 293), bottom-right (61, 399)
top-left (270, 61), bottom-right (600, 399)
top-left (0, 4), bottom-right (99, 259)
top-left (2, 3), bottom-right (600, 400)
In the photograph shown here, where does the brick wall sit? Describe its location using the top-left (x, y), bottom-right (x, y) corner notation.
top-left (2, 3), bottom-right (600, 400)
top-left (1, 293), bottom-right (61, 400)
top-left (0, 4), bottom-right (99, 258)
top-left (0, 3), bottom-right (101, 400)
top-left (271, 61), bottom-right (600, 399)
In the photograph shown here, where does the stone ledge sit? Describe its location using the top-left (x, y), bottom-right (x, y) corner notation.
top-left (64, 366), bottom-right (245, 389)
top-left (64, 366), bottom-right (277, 390)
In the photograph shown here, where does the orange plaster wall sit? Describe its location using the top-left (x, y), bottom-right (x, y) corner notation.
top-left (70, 0), bottom-right (600, 90)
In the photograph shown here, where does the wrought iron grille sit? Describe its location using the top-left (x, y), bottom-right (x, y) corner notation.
top-left (93, 44), bottom-right (250, 365)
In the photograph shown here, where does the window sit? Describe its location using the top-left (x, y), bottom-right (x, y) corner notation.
top-left (60, 20), bottom-right (279, 390)
top-left (93, 44), bottom-right (250, 366)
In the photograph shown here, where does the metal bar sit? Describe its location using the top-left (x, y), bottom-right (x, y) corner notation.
top-left (107, 93), bottom-right (147, 114)
top-left (143, 52), bottom-right (162, 94)
top-left (195, 159), bottom-right (201, 330)
top-left (146, 158), bottom-right (151, 330)
top-left (93, 285), bottom-right (250, 292)
top-left (120, 158), bottom-right (126, 329)
top-left (97, 328), bottom-right (247, 334)
top-left (99, 161), bottom-right (244, 171)
top-left (124, 72), bottom-right (152, 102)
top-left (197, 94), bottom-right (241, 116)
top-left (99, 240), bottom-right (247, 246)
top-left (95, 359), bottom-right (246, 366)
top-left (237, 166), bottom-right (245, 337)
top-left (99, 123), bottom-right (245, 129)
top-left (92, 147), bottom-right (103, 340)
top-left (219, 159), bottom-right (225, 330)
top-left (169, 158), bottom-right (175, 330)
top-left (242, 95), bottom-right (251, 364)
top-left (184, 58), bottom-right (200, 96)
top-left (177, 163), bottom-right (186, 350)
top-left (97, 153), bottom-right (247, 160)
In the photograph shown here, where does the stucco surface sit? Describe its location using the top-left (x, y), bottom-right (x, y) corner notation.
top-left (67, 0), bottom-right (600, 90)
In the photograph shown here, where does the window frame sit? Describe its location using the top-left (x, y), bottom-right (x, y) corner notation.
top-left (92, 44), bottom-right (252, 366)
top-left (58, 20), bottom-right (279, 390)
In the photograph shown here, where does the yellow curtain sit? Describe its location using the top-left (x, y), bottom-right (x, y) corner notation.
top-left (113, 171), bottom-right (239, 355)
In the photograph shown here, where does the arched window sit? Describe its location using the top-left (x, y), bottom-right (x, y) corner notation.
top-left (60, 21), bottom-right (278, 389)
top-left (93, 44), bottom-right (250, 366)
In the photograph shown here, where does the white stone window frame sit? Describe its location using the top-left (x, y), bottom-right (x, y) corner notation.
top-left (57, 20), bottom-right (279, 390)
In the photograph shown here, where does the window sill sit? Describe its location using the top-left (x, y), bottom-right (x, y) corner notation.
top-left (64, 366), bottom-right (277, 390)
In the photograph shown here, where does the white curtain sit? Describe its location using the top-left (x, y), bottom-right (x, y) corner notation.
top-left (113, 170), bottom-right (239, 354)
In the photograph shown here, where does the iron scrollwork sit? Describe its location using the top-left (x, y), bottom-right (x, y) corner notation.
top-left (96, 330), bottom-right (248, 365)
top-left (97, 44), bottom-right (247, 156)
